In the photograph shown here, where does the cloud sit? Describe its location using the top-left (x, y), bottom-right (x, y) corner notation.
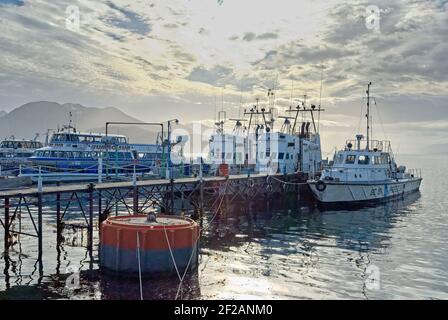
top-left (237, 31), bottom-right (279, 41)
top-left (163, 23), bottom-right (178, 28)
top-left (105, 1), bottom-right (151, 35)
top-left (0, 0), bottom-right (24, 6)
top-left (256, 32), bottom-right (278, 40)
top-left (242, 32), bottom-right (256, 41)
top-left (186, 65), bottom-right (234, 86)
top-left (0, 0), bottom-right (446, 153)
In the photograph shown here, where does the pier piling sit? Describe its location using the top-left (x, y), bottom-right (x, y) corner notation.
top-left (133, 185), bottom-right (138, 214)
top-left (56, 186), bottom-right (62, 243)
top-left (4, 197), bottom-right (9, 252)
top-left (88, 183), bottom-right (94, 251)
top-left (37, 192), bottom-right (43, 262)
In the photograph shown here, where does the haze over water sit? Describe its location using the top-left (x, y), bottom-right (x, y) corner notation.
top-left (0, 154), bottom-right (447, 300)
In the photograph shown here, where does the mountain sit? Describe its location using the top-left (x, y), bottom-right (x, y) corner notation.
top-left (0, 101), bottom-right (153, 142)
top-left (0, 102), bottom-right (215, 156)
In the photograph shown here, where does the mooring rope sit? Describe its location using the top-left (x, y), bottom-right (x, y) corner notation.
top-left (269, 175), bottom-right (309, 186)
top-left (174, 178), bottom-right (230, 299)
top-left (136, 232), bottom-right (143, 301)
top-left (163, 224), bottom-right (183, 283)
top-left (160, 178), bottom-right (230, 300)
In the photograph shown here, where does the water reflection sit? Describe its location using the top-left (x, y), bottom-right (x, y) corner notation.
top-left (0, 187), bottom-right (440, 300)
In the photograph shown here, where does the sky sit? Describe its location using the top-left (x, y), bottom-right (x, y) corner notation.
top-left (0, 0), bottom-right (447, 154)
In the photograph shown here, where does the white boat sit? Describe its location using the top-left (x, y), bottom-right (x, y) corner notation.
top-left (308, 82), bottom-right (422, 205)
top-left (207, 100), bottom-right (323, 177)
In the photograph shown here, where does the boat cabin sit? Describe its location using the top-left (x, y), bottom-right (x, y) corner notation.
top-left (50, 132), bottom-right (128, 146)
top-left (321, 135), bottom-right (396, 182)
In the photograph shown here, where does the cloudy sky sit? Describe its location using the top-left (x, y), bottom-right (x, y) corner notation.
top-left (0, 0), bottom-right (447, 154)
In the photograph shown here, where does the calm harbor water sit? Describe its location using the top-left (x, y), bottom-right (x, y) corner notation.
top-left (0, 154), bottom-right (447, 300)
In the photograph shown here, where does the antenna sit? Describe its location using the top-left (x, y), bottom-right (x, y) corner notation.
top-left (239, 85), bottom-right (243, 119)
top-left (214, 95), bottom-right (217, 123)
top-left (221, 88), bottom-right (224, 113)
top-left (289, 80), bottom-right (294, 107)
top-left (318, 65), bottom-right (324, 133)
top-left (366, 82), bottom-right (372, 151)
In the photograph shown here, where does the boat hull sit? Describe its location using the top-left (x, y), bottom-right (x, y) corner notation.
top-left (308, 178), bottom-right (422, 205)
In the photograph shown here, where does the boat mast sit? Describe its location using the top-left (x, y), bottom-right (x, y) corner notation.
top-left (366, 82), bottom-right (372, 151)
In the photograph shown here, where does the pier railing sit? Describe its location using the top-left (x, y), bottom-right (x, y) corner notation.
top-left (0, 160), bottom-right (213, 186)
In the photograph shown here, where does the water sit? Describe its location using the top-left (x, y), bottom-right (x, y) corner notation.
top-left (0, 155), bottom-right (447, 300)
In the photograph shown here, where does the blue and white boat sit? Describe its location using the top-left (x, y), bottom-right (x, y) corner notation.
top-left (20, 124), bottom-right (167, 182)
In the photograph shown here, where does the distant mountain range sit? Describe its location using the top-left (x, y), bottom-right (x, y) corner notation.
top-left (0, 101), bottom-right (159, 143)
top-left (0, 102), bottom-right (213, 154)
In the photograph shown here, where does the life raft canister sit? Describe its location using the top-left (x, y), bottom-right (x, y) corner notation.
top-left (316, 180), bottom-right (327, 192)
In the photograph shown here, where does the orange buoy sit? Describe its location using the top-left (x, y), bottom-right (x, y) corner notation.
top-left (218, 163), bottom-right (229, 177)
top-left (100, 215), bottom-right (200, 275)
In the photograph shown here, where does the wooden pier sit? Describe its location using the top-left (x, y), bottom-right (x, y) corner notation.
top-left (0, 172), bottom-right (305, 274)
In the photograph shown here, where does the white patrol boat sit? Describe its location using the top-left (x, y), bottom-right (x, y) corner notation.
top-left (308, 83), bottom-right (422, 205)
top-left (207, 98), bottom-right (323, 178)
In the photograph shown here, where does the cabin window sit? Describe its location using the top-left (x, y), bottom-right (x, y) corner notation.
top-left (279, 153), bottom-right (284, 160)
top-left (271, 152), bottom-right (277, 159)
top-left (358, 155), bottom-right (370, 165)
top-left (236, 152), bottom-right (243, 162)
top-left (226, 153), bottom-right (232, 160)
top-left (345, 155), bottom-right (356, 164)
top-left (373, 156), bottom-right (381, 165)
top-left (81, 136), bottom-right (93, 143)
top-left (286, 154), bottom-right (290, 160)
